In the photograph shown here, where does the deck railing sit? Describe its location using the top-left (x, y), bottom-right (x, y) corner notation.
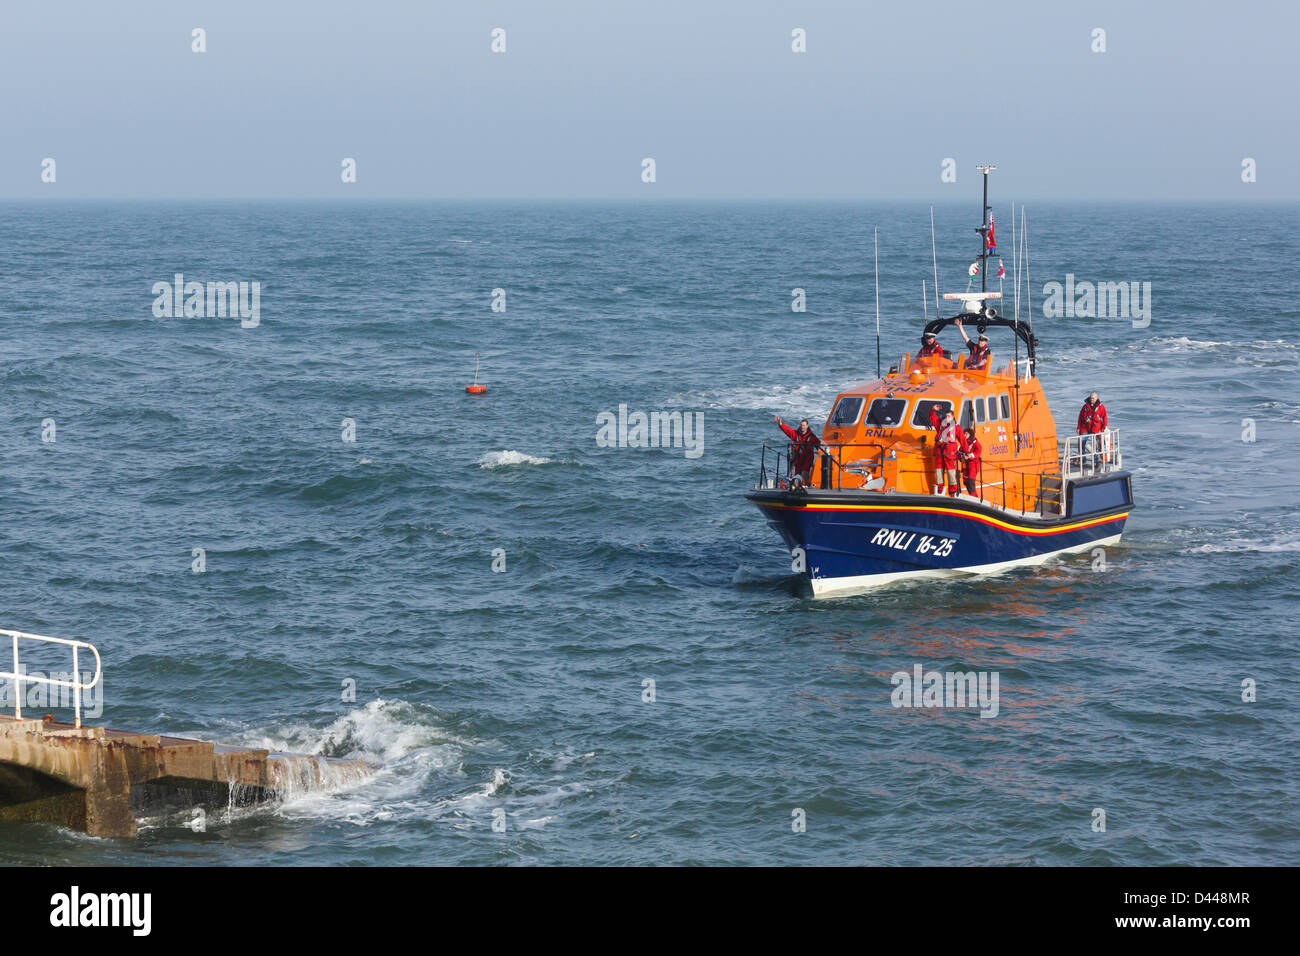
top-left (0, 629), bottom-right (102, 729)
top-left (1061, 428), bottom-right (1121, 479)
top-left (756, 442), bottom-right (886, 491)
top-left (885, 461), bottom-right (1060, 514)
top-left (818, 443), bottom-right (886, 490)
top-left (754, 438), bottom-right (1092, 517)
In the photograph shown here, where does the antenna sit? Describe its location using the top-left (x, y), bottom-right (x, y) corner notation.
top-left (1013, 208), bottom-right (1023, 447)
top-left (1013, 225), bottom-right (1021, 437)
top-left (874, 227), bottom-right (881, 379)
top-left (1023, 208), bottom-right (1032, 381)
top-left (929, 205), bottom-right (940, 321)
top-left (1010, 201), bottom-right (1018, 322)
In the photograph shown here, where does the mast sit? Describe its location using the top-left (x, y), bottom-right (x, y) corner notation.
top-left (975, 164), bottom-right (996, 297)
top-left (927, 167), bottom-right (1037, 384)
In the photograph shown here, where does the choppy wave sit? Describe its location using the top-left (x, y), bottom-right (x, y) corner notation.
top-left (252, 699), bottom-right (472, 765)
top-left (1184, 536), bottom-right (1300, 555)
top-left (677, 382), bottom-right (843, 414)
top-left (1147, 335), bottom-right (1294, 352)
top-left (477, 450), bottom-right (557, 468)
top-left (237, 700), bottom-right (484, 824)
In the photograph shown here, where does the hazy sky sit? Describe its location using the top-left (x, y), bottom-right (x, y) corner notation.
top-left (2, 0), bottom-right (1295, 200)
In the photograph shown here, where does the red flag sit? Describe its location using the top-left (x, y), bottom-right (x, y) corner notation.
top-left (986, 215), bottom-right (997, 253)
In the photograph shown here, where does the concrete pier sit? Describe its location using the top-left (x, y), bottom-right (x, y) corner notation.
top-left (0, 715), bottom-right (374, 838)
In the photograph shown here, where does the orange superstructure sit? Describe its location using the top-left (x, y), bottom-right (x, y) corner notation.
top-left (811, 344), bottom-right (1060, 513)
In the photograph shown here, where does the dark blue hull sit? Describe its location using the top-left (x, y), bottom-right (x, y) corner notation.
top-left (748, 474), bottom-right (1132, 596)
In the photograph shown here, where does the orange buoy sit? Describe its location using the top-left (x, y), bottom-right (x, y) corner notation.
top-left (465, 352), bottom-right (486, 394)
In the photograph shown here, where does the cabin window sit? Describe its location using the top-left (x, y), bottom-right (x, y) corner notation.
top-left (1000, 394), bottom-right (1012, 420)
top-left (864, 398), bottom-right (907, 427)
top-left (829, 396), bottom-right (865, 426)
top-left (912, 399), bottom-right (953, 428)
top-left (986, 396), bottom-right (999, 421)
top-left (974, 399), bottom-right (986, 424)
top-left (959, 400), bottom-right (974, 430)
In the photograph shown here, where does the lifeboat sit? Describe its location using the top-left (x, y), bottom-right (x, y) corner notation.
top-left (747, 170), bottom-right (1133, 597)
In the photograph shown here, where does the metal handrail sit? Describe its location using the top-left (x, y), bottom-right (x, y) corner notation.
top-left (0, 629), bottom-right (102, 729)
top-left (757, 442), bottom-right (788, 489)
top-left (984, 459), bottom-right (1061, 514)
top-left (756, 442), bottom-right (887, 491)
top-left (820, 442), bottom-right (886, 490)
top-left (1061, 428), bottom-right (1121, 479)
top-left (756, 437), bottom-right (1090, 513)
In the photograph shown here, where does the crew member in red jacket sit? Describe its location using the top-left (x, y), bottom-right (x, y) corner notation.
top-left (1077, 392), bottom-right (1108, 471)
top-left (961, 426), bottom-right (982, 497)
top-left (928, 404), bottom-right (969, 496)
top-left (954, 318), bottom-right (991, 370)
top-left (918, 331), bottom-right (943, 358)
top-left (773, 415), bottom-right (822, 488)
top-left (927, 403), bottom-right (944, 489)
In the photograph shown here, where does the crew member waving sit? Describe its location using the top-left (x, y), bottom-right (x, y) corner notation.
top-left (773, 415), bottom-right (823, 489)
top-left (954, 318), bottom-right (991, 370)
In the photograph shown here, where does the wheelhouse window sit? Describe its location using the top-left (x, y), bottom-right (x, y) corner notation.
top-left (1000, 394), bottom-right (1012, 420)
top-left (912, 399), bottom-right (953, 428)
top-left (986, 396), bottom-right (999, 421)
top-left (864, 397), bottom-right (907, 427)
top-left (974, 398), bottom-right (986, 424)
top-left (829, 396), bottom-right (865, 426)
top-left (959, 400), bottom-right (974, 430)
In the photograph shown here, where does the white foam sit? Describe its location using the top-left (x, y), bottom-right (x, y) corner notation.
top-left (199, 701), bottom-right (604, 833)
top-left (477, 449), bottom-right (554, 468)
top-left (678, 382), bottom-right (842, 414)
top-left (1184, 537), bottom-right (1300, 555)
top-left (246, 699), bottom-right (483, 824)
top-left (1148, 336), bottom-right (1292, 352)
top-left (251, 699), bottom-right (476, 766)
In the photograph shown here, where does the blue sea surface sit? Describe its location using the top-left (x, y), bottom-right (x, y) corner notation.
top-left (0, 199), bottom-right (1297, 864)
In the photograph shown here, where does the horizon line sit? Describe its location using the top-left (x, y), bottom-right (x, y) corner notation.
top-left (0, 195), bottom-right (1292, 204)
